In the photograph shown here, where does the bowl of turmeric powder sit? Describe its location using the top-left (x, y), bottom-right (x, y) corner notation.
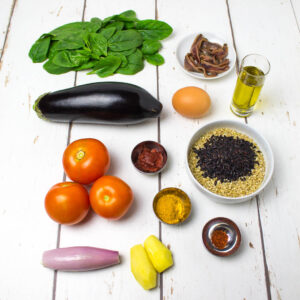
top-left (153, 187), bottom-right (192, 225)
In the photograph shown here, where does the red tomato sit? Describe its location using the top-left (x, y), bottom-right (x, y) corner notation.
top-left (45, 182), bottom-right (90, 225)
top-left (63, 138), bottom-right (110, 185)
top-left (90, 176), bottom-right (134, 220)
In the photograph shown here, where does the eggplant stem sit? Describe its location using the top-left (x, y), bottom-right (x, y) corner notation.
top-left (33, 93), bottom-right (49, 120)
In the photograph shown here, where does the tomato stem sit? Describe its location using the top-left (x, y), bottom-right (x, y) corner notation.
top-left (104, 195), bottom-right (110, 202)
top-left (76, 150), bottom-right (85, 160)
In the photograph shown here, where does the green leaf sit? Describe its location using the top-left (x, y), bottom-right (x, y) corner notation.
top-left (88, 33), bottom-right (107, 56)
top-left (108, 48), bottom-right (136, 56)
top-left (51, 22), bottom-right (101, 39)
top-left (117, 49), bottom-right (144, 75)
top-left (55, 34), bottom-right (85, 50)
top-left (29, 35), bottom-right (52, 63)
top-left (52, 50), bottom-right (90, 67)
top-left (50, 22), bottom-right (102, 50)
top-left (102, 15), bottom-right (116, 27)
top-left (124, 21), bottom-right (136, 29)
top-left (100, 27), bottom-right (116, 40)
top-left (74, 60), bottom-right (96, 71)
top-left (105, 21), bottom-right (124, 31)
top-left (141, 40), bottom-right (162, 55)
top-left (145, 53), bottom-right (164, 66)
top-left (136, 20), bottom-right (173, 40)
top-left (43, 60), bottom-right (73, 74)
top-left (114, 10), bottom-right (138, 22)
top-left (108, 52), bottom-right (127, 67)
top-left (90, 17), bottom-right (102, 29)
top-left (108, 30), bottom-right (143, 51)
top-left (88, 56), bottom-right (122, 77)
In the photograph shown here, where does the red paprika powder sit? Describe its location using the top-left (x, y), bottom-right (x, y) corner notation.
top-left (211, 229), bottom-right (228, 249)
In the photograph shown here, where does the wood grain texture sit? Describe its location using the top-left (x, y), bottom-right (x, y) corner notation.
top-left (229, 0), bottom-right (300, 299)
top-left (0, 0), bottom-right (14, 59)
top-left (0, 0), bottom-right (84, 299)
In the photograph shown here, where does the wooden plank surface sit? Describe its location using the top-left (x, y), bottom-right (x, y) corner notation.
top-left (0, 0), bottom-right (14, 58)
top-left (0, 0), bottom-right (299, 299)
top-left (158, 0), bottom-right (268, 299)
top-left (229, 0), bottom-right (300, 299)
top-left (0, 0), bottom-right (84, 299)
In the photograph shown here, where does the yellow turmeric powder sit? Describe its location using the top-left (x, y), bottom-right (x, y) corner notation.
top-left (154, 188), bottom-right (191, 224)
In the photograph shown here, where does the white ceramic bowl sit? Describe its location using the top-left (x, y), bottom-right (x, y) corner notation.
top-left (176, 32), bottom-right (236, 80)
top-left (186, 120), bottom-right (274, 204)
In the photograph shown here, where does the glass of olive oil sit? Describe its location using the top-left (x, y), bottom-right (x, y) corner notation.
top-left (231, 54), bottom-right (270, 117)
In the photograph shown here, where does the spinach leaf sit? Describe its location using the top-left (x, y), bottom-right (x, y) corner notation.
top-left (52, 50), bottom-right (90, 67)
top-left (109, 52), bottom-right (128, 67)
top-left (105, 21), bottom-right (124, 31)
top-left (124, 21), bottom-right (136, 29)
top-left (107, 48), bottom-right (136, 56)
top-left (89, 56), bottom-right (122, 77)
top-left (51, 22), bottom-right (101, 38)
top-left (117, 49), bottom-right (144, 75)
top-left (55, 34), bottom-right (85, 50)
top-left (29, 35), bottom-right (52, 63)
top-left (141, 40), bottom-right (162, 55)
top-left (28, 33), bottom-right (56, 63)
top-left (50, 22), bottom-right (101, 50)
top-left (74, 60), bottom-right (96, 71)
top-left (108, 30), bottom-right (143, 51)
top-left (100, 27), bottom-right (116, 40)
top-left (145, 53), bottom-right (164, 66)
top-left (102, 15), bottom-right (116, 27)
top-left (88, 33), bottom-right (107, 56)
top-left (136, 20), bottom-right (173, 40)
top-left (114, 10), bottom-right (138, 22)
top-left (48, 41), bottom-right (59, 59)
top-left (43, 60), bottom-right (73, 74)
top-left (90, 17), bottom-right (102, 29)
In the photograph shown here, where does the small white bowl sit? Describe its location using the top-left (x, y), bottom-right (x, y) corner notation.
top-left (176, 32), bottom-right (236, 80)
top-left (186, 120), bottom-right (274, 204)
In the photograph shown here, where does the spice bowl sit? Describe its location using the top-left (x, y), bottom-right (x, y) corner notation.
top-left (131, 141), bottom-right (167, 175)
top-left (153, 187), bottom-right (192, 225)
top-left (186, 120), bottom-right (274, 204)
top-left (202, 217), bottom-right (241, 257)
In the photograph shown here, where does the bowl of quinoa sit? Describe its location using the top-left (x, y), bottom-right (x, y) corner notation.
top-left (187, 120), bottom-right (274, 204)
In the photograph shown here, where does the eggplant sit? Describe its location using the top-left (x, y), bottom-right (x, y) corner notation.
top-left (33, 82), bottom-right (162, 125)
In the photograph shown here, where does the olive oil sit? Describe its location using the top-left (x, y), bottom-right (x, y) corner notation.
top-left (231, 66), bottom-right (265, 116)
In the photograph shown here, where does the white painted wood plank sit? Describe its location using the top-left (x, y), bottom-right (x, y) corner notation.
top-left (291, 0), bottom-right (300, 31)
top-left (0, 0), bottom-right (14, 58)
top-left (229, 0), bottom-right (300, 299)
top-left (54, 1), bottom-right (161, 299)
top-left (0, 0), bottom-right (84, 299)
top-left (157, 0), bottom-right (268, 299)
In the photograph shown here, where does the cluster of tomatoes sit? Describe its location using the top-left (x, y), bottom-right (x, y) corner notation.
top-left (45, 138), bottom-right (133, 225)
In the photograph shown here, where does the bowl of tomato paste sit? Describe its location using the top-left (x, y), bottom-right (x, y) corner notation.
top-left (131, 141), bottom-right (168, 175)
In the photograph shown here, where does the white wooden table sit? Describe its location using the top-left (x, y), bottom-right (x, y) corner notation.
top-left (1, 0), bottom-right (300, 299)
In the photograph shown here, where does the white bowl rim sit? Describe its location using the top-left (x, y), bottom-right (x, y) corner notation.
top-left (186, 120), bottom-right (274, 202)
top-left (176, 32), bottom-right (237, 80)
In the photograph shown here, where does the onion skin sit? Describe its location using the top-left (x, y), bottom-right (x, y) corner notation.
top-left (42, 246), bottom-right (120, 271)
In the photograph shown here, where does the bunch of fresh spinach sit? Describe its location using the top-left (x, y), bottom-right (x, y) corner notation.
top-left (29, 10), bottom-right (172, 77)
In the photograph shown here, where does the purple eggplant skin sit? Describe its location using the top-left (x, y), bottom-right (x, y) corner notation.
top-left (33, 82), bottom-right (163, 125)
top-left (42, 246), bottom-right (120, 271)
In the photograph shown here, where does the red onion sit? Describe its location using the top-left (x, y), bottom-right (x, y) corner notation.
top-left (42, 246), bottom-right (120, 271)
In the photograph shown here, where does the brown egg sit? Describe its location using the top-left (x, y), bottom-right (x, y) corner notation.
top-left (172, 86), bottom-right (211, 118)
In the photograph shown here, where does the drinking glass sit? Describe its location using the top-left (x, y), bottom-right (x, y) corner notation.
top-left (230, 54), bottom-right (270, 117)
